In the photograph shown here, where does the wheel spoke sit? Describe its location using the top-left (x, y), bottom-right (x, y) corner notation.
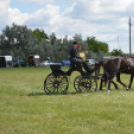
top-left (74, 75), bottom-right (82, 92)
top-left (58, 76), bottom-right (68, 94)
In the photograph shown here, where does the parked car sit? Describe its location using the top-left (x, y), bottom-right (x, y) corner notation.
top-left (38, 60), bottom-right (53, 67)
top-left (59, 60), bottom-right (70, 66)
top-left (13, 60), bottom-right (28, 67)
top-left (87, 59), bottom-right (96, 66)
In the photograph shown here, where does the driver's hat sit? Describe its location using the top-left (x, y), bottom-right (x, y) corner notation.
top-left (73, 41), bottom-right (78, 45)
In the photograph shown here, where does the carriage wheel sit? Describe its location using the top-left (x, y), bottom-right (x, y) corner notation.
top-left (57, 75), bottom-right (69, 94)
top-left (89, 77), bottom-right (98, 91)
top-left (44, 73), bottom-right (69, 95)
top-left (74, 75), bottom-right (82, 92)
top-left (44, 73), bottom-right (57, 94)
top-left (79, 77), bottom-right (97, 92)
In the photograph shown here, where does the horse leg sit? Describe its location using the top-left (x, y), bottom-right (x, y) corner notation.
top-left (100, 76), bottom-right (118, 90)
top-left (112, 81), bottom-right (119, 89)
top-left (107, 75), bottom-right (114, 92)
top-left (100, 74), bottom-right (108, 90)
top-left (116, 73), bottom-right (129, 90)
top-left (99, 77), bottom-right (103, 90)
top-left (128, 75), bottom-right (133, 89)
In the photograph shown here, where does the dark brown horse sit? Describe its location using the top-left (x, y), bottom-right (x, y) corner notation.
top-left (99, 56), bottom-right (134, 91)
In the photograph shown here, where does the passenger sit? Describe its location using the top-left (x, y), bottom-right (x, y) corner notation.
top-left (69, 41), bottom-right (101, 74)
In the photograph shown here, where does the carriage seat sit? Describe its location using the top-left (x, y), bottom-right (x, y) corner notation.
top-left (50, 63), bottom-right (61, 71)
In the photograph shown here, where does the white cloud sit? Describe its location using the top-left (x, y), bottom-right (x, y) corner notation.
top-left (8, 8), bottom-right (29, 24)
top-left (61, 0), bottom-right (134, 52)
top-left (25, 4), bottom-right (60, 27)
top-left (0, 0), bottom-right (134, 52)
top-left (0, 0), bottom-right (10, 27)
top-left (63, 2), bottom-right (77, 15)
top-left (16, 0), bottom-right (77, 4)
top-left (64, 0), bottom-right (134, 19)
top-left (17, 0), bottom-right (55, 4)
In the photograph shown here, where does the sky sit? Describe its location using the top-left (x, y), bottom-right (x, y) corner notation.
top-left (0, 0), bottom-right (134, 53)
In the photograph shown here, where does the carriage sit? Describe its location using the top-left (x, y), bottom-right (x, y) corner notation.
top-left (44, 53), bottom-right (101, 95)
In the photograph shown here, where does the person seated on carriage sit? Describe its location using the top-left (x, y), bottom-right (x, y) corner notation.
top-left (69, 41), bottom-right (101, 74)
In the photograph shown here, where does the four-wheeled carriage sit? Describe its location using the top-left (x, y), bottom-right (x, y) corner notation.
top-left (44, 61), bottom-right (100, 95)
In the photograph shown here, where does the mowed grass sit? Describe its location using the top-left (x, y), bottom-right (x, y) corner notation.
top-left (0, 67), bottom-right (134, 134)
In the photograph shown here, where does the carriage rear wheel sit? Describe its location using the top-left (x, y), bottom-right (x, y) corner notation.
top-left (74, 75), bottom-right (82, 92)
top-left (44, 73), bottom-right (69, 95)
top-left (78, 76), bottom-right (97, 92)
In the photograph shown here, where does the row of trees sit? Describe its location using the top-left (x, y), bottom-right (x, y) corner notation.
top-left (0, 23), bottom-right (109, 62)
top-left (109, 49), bottom-right (131, 56)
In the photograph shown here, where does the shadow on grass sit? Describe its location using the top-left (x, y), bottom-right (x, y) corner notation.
top-left (27, 92), bottom-right (46, 96)
top-left (27, 91), bottom-right (83, 96)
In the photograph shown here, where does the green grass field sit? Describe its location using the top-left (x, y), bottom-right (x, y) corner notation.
top-left (0, 67), bottom-right (134, 134)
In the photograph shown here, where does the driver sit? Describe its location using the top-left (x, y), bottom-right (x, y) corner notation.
top-left (69, 41), bottom-right (100, 73)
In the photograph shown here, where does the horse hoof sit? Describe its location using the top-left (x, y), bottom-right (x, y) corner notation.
top-left (126, 87), bottom-right (129, 91)
top-left (108, 90), bottom-right (111, 93)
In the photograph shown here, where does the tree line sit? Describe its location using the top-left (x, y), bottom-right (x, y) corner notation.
top-left (0, 23), bottom-right (109, 62)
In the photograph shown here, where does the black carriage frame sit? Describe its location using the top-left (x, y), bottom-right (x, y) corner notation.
top-left (44, 61), bottom-right (99, 95)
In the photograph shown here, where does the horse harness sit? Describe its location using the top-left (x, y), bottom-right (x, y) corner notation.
top-left (105, 56), bottom-right (134, 73)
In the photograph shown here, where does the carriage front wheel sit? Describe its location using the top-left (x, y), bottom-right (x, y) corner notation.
top-left (74, 75), bottom-right (97, 92)
top-left (44, 73), bottom-right (69, 95)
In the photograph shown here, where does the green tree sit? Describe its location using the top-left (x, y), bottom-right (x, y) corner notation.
top-left (86, 36), bottom-right (109, 53)
top-left (59, 35), bottom-right (72, 60)
top-left (73, 34), bottom-right (88, 51)
top-left (50, 32), bottom-right (57, 45)
top-left (0, 23), bottom-right (39, 61)
top-left (33, 28), bottom-right (49, 43)
top-left (0, 24), bottom-right (110, 62)
top-left (110, 49), bottom-right (123, 56)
